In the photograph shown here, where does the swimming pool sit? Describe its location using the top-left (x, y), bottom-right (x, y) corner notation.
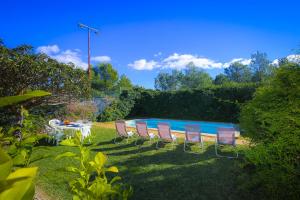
top-left (126, 118), bottom-right (239, 136)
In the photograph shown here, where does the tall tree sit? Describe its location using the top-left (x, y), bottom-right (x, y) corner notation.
top-left (224, 62), bottom-right (252, 83)
top-left (91, 63), bottom-right (118, 92)
top-left (155, 70), bottom-right (182, 91)
top-left (181, 62), bottom-right (212, 89)
top-left (250, 51), bottom-right (272, 82)
top-left (214, 74), bottom-right (230, 85)
top-left (117, 75), bottom-right (133, 90)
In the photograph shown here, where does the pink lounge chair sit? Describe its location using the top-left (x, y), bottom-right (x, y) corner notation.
top-left (135, 121), bottom-right (156, 146)
top-left (215, 127), bottom-right (238, 158)
top-left (184, 124), bottom-right (203, 153)
top-left (156, 123), bottom-right (177, 149)
top-left (114, 120), bottom-right (134, 144)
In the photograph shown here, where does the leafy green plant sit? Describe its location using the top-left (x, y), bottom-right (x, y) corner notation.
top-left (2, 126), bottom-right (46, 167)
top-left (0, 148), bottom-right (37, 200)
top-left (0, 92), bottom-right (49, 167)
top-left (0, 90), bottom-right (51, 108)
top-left (55, 131), bottom-right (132, 200)
top-left (239, 63), bottom-right (300, 199)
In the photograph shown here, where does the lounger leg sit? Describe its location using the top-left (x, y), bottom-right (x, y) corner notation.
top-left (114, 135), bottom-right (119, 144)
top-left (215, 142), bottom-right (220, 157)
top-left (171, 139), bottom-right (177, 149)
top-left (199, 141), bottom-right (204, 152)
top-left (200, 137), bottom-right (204, 151)
top-left (156, 139), bottom-right (160, 149)
top-left (135, 137), bottom-right (139, 146)
top-left (215, 142), bottom-right (239, 159)
top-left (183, 140), bottom-right (186, 152)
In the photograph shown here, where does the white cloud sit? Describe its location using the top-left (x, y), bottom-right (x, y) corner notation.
top-left (36, 45), bottom-right (110, 70)
top-left (271, 54), bottom-right (300, 66)
top-left (129, 53), bottom-right (253, 71)
top-left (223, 58), bottom-right (252, 68)
top-left (36, 45), bottom-right (60, 55)
top-left (287, 54), bottom-right (300, 63)
top-left (91, 56), bottom-right (111, 63)
top-left (51, 50), bottom-right (88, 70)
top-left (154, 52), bottom-right (162, 57)
top-left (162, 53), bottom-right (223, 70)
top-left (272, 59), bottom-right (279, 66)
top-left (128, 59), bottom-right (159, 70)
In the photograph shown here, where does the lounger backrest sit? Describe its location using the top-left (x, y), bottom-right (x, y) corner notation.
top-left (115, 120), bottom-right (127, 137)
top-left (136, 121), bottom-right (149, 138)
top-left (157, 123), bottom-right (172, 140)
top-left (185, 124), bottom-right (200, 142)
top-left (217, 127), bottom-right (235, 145)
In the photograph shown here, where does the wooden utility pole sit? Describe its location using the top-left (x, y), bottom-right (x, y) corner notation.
top-left (78, 23), bottom-right (99, 79)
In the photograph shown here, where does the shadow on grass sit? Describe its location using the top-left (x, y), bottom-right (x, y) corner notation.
top-left (35, 138), bottom-right (57, 147)
top-left (95, 139), bottom-right (116, 146)
top-left (112, 145), bottom-right (241, 200)
top-left (91, 140), bottom-right (138, 152)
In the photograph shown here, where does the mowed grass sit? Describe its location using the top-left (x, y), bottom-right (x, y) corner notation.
top-left (31, 125), bottom-right (247, 200)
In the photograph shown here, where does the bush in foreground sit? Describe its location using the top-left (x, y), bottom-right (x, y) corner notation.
top-left (239, 63), bottom-right (300, 199)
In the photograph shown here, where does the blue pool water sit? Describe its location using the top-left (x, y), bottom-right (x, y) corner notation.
top-left (126, 118), bottom-right (239, 135)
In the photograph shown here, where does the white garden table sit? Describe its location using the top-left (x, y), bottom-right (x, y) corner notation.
top-left (55, 122), bottom-right (91, 138)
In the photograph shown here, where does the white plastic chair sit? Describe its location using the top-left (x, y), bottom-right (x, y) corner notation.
top-left (49, 119), bottom-right (61, 127)
top-left (48, 119), bottom-right (64, 145)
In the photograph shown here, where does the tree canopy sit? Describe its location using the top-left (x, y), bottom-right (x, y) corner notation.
top-left (91, 63), bottom-right (133, 96)
top-left (155, 70), bottom-right (182, 91)
top-left (224, 62), bottom-right (252, 83)
top-left (117, 75), bottom-right (133, 90)
top-left (249, 51), bottom-right (273, 82)
top-left (214, 74), bottom-right (230, 85)
top-left (0, 42), bottom-right (90, 102)
top-left (155, 63), bottom-right (212, 91)
top-left (181, 63), bottom-right (213, 89)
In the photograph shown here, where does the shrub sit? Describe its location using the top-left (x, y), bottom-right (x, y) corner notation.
top-left (97, 89), bottom-right (141, 122)
top-left (65, 101), bottom-right (97, 122)
top-left (239, 63), bottom-right (300, 199)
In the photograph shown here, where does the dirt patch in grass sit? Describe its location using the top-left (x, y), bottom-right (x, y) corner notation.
top-left (35, 186), bottom-right (53, 200)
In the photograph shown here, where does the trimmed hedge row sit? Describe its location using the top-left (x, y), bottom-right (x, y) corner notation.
top-left (98, 83), bottom-right (257, 123)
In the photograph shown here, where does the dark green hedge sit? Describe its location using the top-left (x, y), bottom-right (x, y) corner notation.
top-left (98, 83), bottom-right (257, 123)
top-left (129, 84), bottom-right (256, 122)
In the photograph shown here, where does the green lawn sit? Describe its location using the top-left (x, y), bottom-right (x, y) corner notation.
top-left (31, 126), bottom-right (247, 200)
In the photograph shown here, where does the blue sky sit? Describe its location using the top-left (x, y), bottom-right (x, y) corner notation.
top-left (1, 0), bottom-right (300, 88)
